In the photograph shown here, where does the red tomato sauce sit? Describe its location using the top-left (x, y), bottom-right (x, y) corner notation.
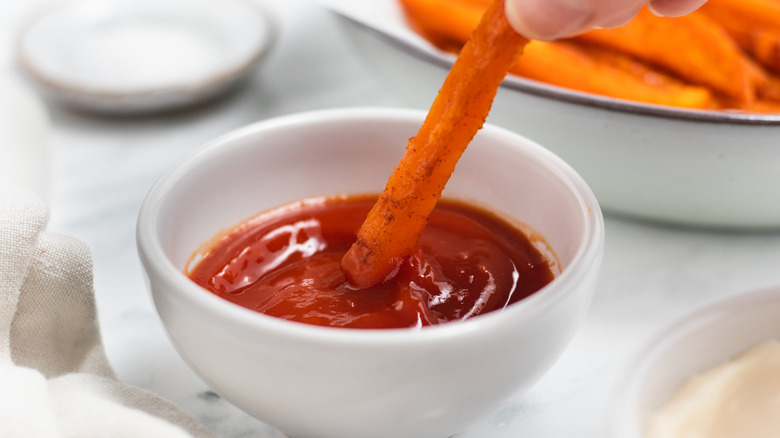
top-left (186, 196), bottom-right (555, 329)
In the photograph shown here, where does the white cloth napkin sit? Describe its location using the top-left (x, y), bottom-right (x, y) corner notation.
top-left (0, 185), bottom-right (215, 438)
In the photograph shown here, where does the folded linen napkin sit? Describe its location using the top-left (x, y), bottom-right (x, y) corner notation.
top-left (0, 185), bottom-right (215, 438)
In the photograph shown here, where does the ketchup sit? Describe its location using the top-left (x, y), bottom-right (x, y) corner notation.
top-left (186, 196), bottom-right (555, 329)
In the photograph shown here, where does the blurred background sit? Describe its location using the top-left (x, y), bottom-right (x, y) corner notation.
top-left (3, 0), bottom-right (780, 437)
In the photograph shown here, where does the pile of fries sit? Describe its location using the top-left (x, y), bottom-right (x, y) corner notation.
top-left (399, 0), bottom-right (780, 112)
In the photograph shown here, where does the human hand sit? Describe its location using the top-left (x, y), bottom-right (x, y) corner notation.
top-left (505, 0), bottom-right (708, 40)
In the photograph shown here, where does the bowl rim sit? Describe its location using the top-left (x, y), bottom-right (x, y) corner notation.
top-left (606, 284), bottom-right (780, 438)
top-left (136, 107), bottom-right (604, 346)
top-left (336, 12), bottom-right (780, 125)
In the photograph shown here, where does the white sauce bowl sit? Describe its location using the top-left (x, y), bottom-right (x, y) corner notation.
top-left (608, 285), bottom-right (780, 438)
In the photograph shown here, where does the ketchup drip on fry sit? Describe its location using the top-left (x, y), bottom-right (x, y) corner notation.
top-left (187, 196), bottom-right (555, 329)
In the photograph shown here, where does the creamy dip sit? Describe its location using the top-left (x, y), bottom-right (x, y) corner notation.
top-left (646, 340), bottom-right (780, 438)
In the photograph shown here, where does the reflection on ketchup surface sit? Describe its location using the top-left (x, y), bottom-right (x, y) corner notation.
top-left (186, 195), bottom-right (556, 329)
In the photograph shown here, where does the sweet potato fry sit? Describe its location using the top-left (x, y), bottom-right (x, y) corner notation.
top-left (699, 1), bottom-right (780, 74)
top-left (740, 56), bottom-right (780, 101)
top-left (748, 99), bottom-right (780, 113)
top-left (755, 71), bottom-right (780, 102)
top-left (700, 0), bottom-right (780, 32)
top-left (341, 0), bottom-right (528, 288)
top-left (752, 30), bottom-right (780, 74)
top-left (714, 94), bottom-right (780, 112)
top-left (575, 8), bottom-right (754, 102)
top-left (511, 41), bottom-right (714, 109)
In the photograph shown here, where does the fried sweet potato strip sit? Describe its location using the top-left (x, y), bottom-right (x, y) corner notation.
top-left (511, 41), bottom-right (714, 109)
top-left (700, 0), bottom-right (780, 32)
top-left (341, 0), bottom-right (528, 288)
top-left (752, 30), bottom-right (780, 74)
top-left (700, 0), bottom-right (780, 74)
top-left (575, 8), bottom-right (754, 102)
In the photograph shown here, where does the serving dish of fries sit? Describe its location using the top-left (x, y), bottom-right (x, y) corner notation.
top-left (319, 0), bottom-right (780, 229)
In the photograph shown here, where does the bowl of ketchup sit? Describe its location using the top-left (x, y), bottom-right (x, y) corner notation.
top-left (137, 107), bottom-right (604, 438)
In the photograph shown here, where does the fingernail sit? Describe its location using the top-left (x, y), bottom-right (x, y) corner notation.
top-left (505, 0), bottom-right (593, 40)
top-left (645, 3), bottom-right (666, 17)
top-left (646, 0), bottom-right (708, 17)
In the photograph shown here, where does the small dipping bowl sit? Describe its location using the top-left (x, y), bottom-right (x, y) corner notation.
top-left (608, 285), bottom-right (780, 438)
top-left (137, 108), bottom-right (604, 438)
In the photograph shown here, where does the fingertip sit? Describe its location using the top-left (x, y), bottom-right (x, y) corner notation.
top-left (504, 0), bottom-right (540, 39)
top-left (596, 3), bottom-right (643, 29)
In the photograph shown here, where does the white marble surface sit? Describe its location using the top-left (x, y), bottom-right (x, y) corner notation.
top-left (3, 0), bottom-right (780, 437)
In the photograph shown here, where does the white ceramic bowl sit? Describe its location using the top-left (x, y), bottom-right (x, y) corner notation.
top-left (608, 285), bottom-right (780, 438)
top-left (17, 0), bottom-right (275, 115)
top-left (317, 0), bottom-right (780, 229)
top-left (137, 108), bottom-right (604, 438)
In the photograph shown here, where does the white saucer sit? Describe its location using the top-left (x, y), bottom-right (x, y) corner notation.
top-left (16, 0), bottom-right (275, 115)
